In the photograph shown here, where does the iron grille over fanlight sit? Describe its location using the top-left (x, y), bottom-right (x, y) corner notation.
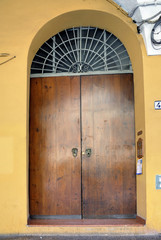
top-left (31, 27), bottom-right (132, 76)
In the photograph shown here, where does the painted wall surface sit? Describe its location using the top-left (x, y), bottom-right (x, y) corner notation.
top-left (0, 0), bottom-right (161, 234)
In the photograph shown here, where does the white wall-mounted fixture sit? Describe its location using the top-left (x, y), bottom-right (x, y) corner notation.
top-left (112, 0), bottom-right (161, 55)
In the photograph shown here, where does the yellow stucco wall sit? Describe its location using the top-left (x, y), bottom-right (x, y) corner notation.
top-left (0, 0), bottom-right (161, 234)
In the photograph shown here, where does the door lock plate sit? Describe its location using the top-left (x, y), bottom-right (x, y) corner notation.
top-left (85, 149), bottom-right (92, 157)
top-left (72, 148), bottom-right (78, 157)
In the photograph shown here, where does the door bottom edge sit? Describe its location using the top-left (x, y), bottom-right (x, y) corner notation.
top-left (83, 214), bottom-right (137, 219)
top-left (30, 215), bottom-right (82, 220)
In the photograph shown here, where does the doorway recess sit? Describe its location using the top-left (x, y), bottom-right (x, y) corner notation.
top-left (28, 26), bottom-right (146, 226)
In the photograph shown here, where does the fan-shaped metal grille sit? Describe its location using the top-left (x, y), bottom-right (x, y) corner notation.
top-left (31, 27), bottom-right (132, 76)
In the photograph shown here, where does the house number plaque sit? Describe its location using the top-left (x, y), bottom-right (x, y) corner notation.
top-left (137, 138), bottom-right (144, 159)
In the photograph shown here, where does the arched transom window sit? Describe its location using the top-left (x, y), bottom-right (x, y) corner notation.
top-left (31, 27), bottom-right (132, 76)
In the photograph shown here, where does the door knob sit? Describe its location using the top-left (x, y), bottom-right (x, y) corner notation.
top-left (72, 148), bottom-right (78, 157)
top-left (85, 148), bottom-right (92, 157)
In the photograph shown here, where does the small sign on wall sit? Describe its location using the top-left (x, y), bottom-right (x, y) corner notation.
top-left (155, 101), bottom-right (161, 110)
top-left (136, 138), bottom-right (143, 175)
top-left (136, 159), bottom-right (143, 175)
top-left (137, 138), bottom-right (144, 159)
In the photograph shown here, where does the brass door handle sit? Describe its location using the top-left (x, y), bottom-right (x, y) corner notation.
top-left (72, 148), bottom-right (78, 157)
top-left (85, 149), bottom-right (92, 157)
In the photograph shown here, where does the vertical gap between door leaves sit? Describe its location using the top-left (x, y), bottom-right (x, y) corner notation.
top-left (80, 76), bottom-right (83, 219)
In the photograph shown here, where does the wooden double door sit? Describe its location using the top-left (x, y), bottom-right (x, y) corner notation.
top-left (29, 74), bottom-right (136, 219)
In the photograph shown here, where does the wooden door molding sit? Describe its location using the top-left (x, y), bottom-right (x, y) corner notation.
top-left (29, 76), bottom-right (81, 217)
top-left (29, 74), bottom-right (136, 220)
top-left (81, 74), bottom-right (136, 218)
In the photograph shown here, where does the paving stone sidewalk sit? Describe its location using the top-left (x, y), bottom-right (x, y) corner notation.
top-left (0, 235), bottom-right (161, 240)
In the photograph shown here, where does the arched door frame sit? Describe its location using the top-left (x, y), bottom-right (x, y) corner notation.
top-left (27, 9), bottom-right (146, 221)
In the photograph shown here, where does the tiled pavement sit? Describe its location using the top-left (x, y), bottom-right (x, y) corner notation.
top-left (0, 235), bottom-right (161, 240)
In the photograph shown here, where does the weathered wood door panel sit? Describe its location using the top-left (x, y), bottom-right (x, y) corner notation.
top-left (29, 76), bottom-right (81, 216)
top-left (29, 74), bottom-right (136, 219)
top-left (81, 74), bottom-right (136, 218)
